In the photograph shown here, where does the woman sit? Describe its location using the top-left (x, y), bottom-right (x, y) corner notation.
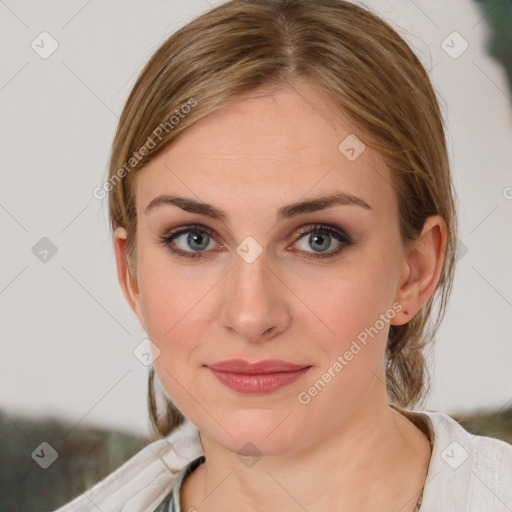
top-left (55, 0), bottom-right (512, 511)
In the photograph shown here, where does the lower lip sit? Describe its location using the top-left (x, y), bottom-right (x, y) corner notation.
top-left (207, 367), bottom-right (311, 394)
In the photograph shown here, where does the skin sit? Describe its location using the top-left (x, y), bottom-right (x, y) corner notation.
top-left (114, 79), bottom-right (447, 512)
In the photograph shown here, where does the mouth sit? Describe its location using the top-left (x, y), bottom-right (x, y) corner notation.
top-left (206, 359), bottom-right (312, 394)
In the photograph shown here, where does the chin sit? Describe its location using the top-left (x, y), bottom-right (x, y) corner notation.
top-left (203, 409), bottom-right (309, 457)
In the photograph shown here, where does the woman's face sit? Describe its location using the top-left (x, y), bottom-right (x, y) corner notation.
top-left (125, 81), bottom-right (412, 455)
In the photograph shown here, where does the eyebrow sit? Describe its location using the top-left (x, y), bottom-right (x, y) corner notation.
top-left (143, 192), bottom-right (372, 221)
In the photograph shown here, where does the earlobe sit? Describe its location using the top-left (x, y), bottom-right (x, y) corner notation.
top-left (113, 226), bottom-right (146, 329)
top-left (391, 215), bottom-right (447, 326)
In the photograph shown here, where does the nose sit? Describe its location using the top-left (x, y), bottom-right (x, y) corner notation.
top-left (219, 250), bottom-right (291, 344)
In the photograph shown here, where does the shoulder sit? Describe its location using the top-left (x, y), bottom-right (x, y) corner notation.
top-left (52, 419), bottom-right (203, 512)
top-left (419, 409), bottom-right (512, 511)
top-left (425, 409), bottom-right (512, 467)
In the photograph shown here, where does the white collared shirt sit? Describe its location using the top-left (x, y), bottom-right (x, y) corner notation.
top-left (53, 409), bottom-right (512, 511)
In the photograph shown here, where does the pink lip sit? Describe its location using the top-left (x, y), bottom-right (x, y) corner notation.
top-left (206, 359), bottom-right (312, 394)
top-left (207, 359), bottom-right (309, 373)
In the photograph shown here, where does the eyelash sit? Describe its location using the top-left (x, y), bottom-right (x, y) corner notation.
top-left (158, 223), bottom-right (353, 261)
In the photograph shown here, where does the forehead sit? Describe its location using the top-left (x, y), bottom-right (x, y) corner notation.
top-left (135, 82), bottom-right (397, 221)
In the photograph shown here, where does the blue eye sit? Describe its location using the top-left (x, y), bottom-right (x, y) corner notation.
top-left (159, 226), bottom-right (218, 259)
top-left (158, 223), bottom-right (352, 260)
top-left (293, 224), bottom-right (352, 260)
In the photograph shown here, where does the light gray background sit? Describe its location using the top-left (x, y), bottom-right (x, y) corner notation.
top-left (1, 0), bottom-right (511, 438)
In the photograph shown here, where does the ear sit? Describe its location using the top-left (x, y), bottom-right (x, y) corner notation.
top-left (113, 226), bottom-right (147, 330)
top-left (391, 215), bottom-right (448, 325)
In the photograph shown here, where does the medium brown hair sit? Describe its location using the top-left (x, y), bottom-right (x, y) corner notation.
top-left (107, 0), bottom-right (458, 439)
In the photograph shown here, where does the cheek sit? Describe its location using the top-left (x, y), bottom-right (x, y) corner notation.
top-left (135, 248), bottom-right (217, 401)
top-left (301, 256), bottom-right (395, 350)
top-left (136, 262), bottom-right (187, 357)
top-left (138, 268), bottom-right (206, 416)
top-left (136, 234), bottom-right (211, 339)
top-left (293, 271), bottom-right (393, 428)
top-left (138, 267), bottom-right (205, 355)
top-left (294, 248), bottom-right (398, 394)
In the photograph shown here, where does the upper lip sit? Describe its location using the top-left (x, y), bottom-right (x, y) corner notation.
top-left (207, 359), bottom-right (310, 374)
